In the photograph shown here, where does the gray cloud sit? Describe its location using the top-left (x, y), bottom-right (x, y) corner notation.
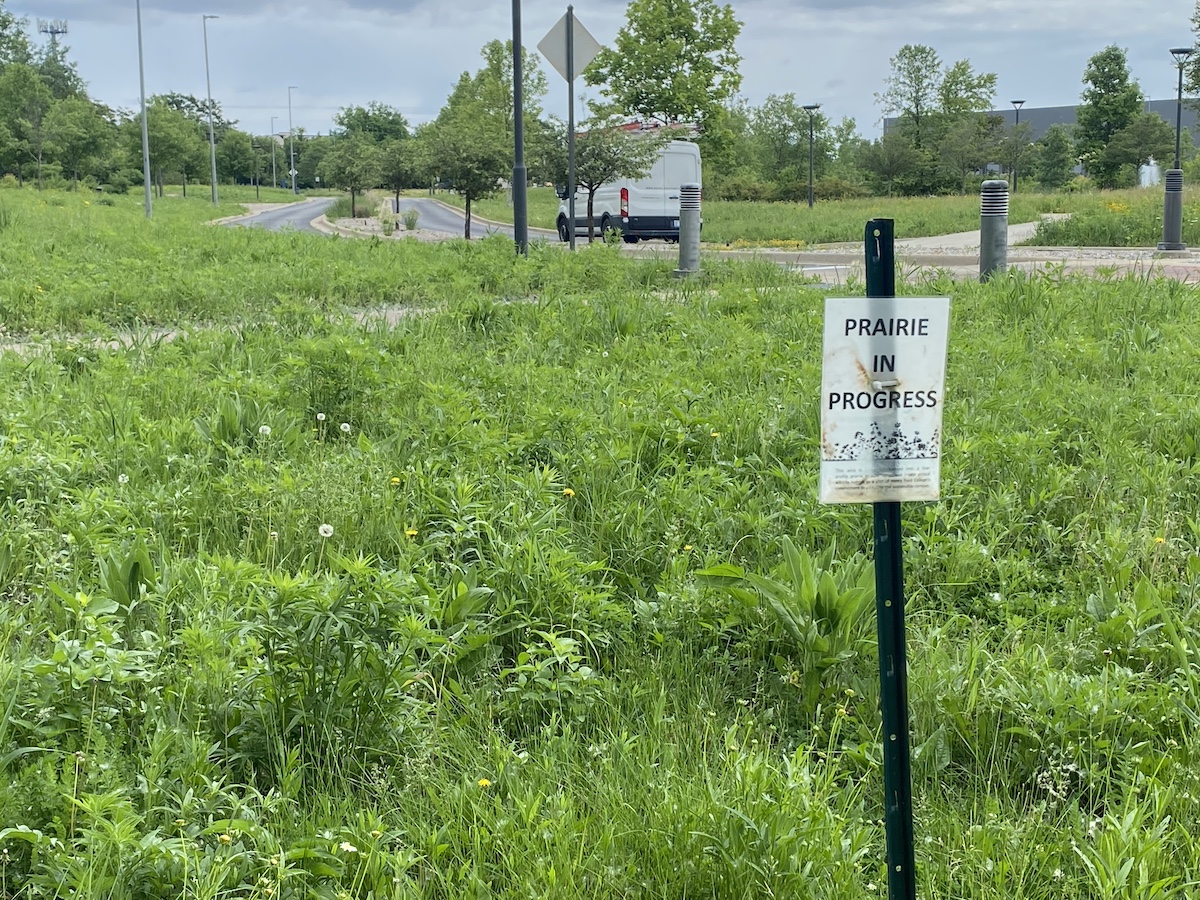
top-left (8, 0), bottom-right (1196, 138)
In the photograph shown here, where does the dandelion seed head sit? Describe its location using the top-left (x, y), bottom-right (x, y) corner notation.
top-left (316, 412), bottom-right (326, 422)
top-left (118, 473), bottom-right (129, 484)
top-left (318, 523), bottom-right (334, 538)
top-left (259, 424), bottom-right (271, 436)
top-left (340, 422), bottom-right (352, 434)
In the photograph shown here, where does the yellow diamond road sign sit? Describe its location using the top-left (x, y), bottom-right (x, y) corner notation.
top-left (537, 12), bottom-right (602, 84)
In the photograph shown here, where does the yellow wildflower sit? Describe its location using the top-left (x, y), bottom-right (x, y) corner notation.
top-left (711, 431), bottom-right (720, 438)
top-left (390, 476), bottom-right (401, 486)
top-left (477, 778), bottom-right (492, 788)
top-left (1155, 536), bottom-right (1166, 545)
top-left (562, 488), bottom-right (575, 498)
top-left (406, 528), bottom-right (418, 538)
top-left (218, 834), bottom-right (232, 845)
top-left (684, 545), bottom-right (693, 552)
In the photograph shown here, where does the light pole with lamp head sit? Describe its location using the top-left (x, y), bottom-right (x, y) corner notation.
top-left (288, 86), bottom-right (298, 195)
top-left (1010, 100), bottom-right (1025, 193)
top-left (1160, 48), bottom-right (1194, 251)
top-left (802, 103), bottom-right (820, 208)
top-left (136, 0), bottom-right (152, 217)
top-left (270, 115), bottom-right (278, 189)
top-left (202, 15), bottom-right (219, 205)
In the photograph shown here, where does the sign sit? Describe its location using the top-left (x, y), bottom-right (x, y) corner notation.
top-left (289, 168), bottom-right (298, 177)
top-left (537, 11), bottom-right (602, 83)
top-left (819, 297), bottom-right (950, 504)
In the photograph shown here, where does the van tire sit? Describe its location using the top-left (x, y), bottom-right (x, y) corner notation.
top-left (623, 234), bottom-right (639, 244)
top-left (600, 214), bottom-right (616, 240)
top-left (556, 217), bottom-right (570, 243)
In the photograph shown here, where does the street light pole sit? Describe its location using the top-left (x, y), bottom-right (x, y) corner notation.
top-left (270, 115), bottom-right (278, 189)
top-left (1010, 100), bottom-right (1025, 194)
top-left (802, 103), bottom-right (820, 209)
top-left (1172, 49), bottom-right (1192, 168)
top-left (288, 85), bottom-right (298, 195)
top-left (136, 0), bottom-right (152, 218)
top-left (511, 0), bottom-right (529, 255)
top-left (1160, 48), bottom-right (1193, 251)
top-left (202, 14), bottom-right (219, 206)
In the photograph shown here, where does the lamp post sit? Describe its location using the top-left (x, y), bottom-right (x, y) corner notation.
top-left (802, 103), bottom-right (820, 208)
top-left (202, 14), bottom-right (219, 205)
top-left (1010, 100), bottom-right (1025, 194)
top-left (511, 0), bottom-right (528, 255)
top-left (1160, 48), bottom-right (1193, 251)
top-left (270, 115), bottom-right (278, 189)
top-left (287, 85), bottom-right (298, 195)
top-left (136, 0), bottom-right (152, 218)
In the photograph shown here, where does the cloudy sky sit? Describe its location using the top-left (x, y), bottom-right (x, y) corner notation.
top-left (7, 0), bottom-right (1196, 138)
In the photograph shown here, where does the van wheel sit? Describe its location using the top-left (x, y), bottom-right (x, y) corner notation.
top-left (623, 235), bottom-right (639, 244)
top-left (600, 214), bottom-right (616, 240)
top-left (557, 217), bottom-right (570, 242)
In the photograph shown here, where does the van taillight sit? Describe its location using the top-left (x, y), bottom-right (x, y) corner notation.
top-left (620, 188), bottom-right (629, 218)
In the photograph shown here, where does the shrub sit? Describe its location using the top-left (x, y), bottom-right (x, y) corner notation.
top-left (402, 207), bottom-right (419, 231)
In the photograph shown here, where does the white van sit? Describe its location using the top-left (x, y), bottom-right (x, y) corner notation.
top-left (556, 139), bottom-right (702, 243)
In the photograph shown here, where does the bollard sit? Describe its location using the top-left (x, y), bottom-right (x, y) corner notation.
top-left (674, 183), bottom-right (702, 278)
top-left (1158, 169), bottom-right (1186, 251)
top-left (979, 180), bottom-right (1009, 282)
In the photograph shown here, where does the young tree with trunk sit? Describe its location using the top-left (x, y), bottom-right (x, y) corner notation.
top-left (1035, 124), bottom-right (1076, 190)
top-left (574, 118), bottom-right (667, 241)
top-left (45, 95), bottom-right (109, 187)
top-left (861, 130), bottom-right (923, 196)
top-left (0, 62), bottom-right (52, 186)
top-left (319, 133), bottom-right (381, 218)
top-left (1076, 45), bottom-right (1142, 188)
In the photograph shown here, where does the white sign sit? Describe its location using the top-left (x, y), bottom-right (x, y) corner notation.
top-left (537, 11), bottom-right (603, 83)
top-left (289, 168), bottom-right (298, 177)
top-left (819, 297), bottom-right (950, 504)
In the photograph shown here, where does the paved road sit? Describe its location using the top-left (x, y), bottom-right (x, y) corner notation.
top-left (230, 197), bottom-right (336, 233)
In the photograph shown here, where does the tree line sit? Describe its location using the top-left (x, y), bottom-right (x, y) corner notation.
top-left (0, 0), bottom-right (1193, 207)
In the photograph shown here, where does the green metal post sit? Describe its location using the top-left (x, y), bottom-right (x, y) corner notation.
top-left (865, 218), bottom-right (917, 900)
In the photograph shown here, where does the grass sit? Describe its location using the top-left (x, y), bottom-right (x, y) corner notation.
top-left (423, 185), bottom-right (1161, 246)
top-left (1024, 187), bottom-right (1200, 246)
top-left (3, 187), bottom-right (1200, 897)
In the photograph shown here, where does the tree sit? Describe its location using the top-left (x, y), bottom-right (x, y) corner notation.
top-left (378, 138), bottom-right (417, 209)
top-left (319, 134), bottom-right (380, 218)
top-left (585, 0), bottom-right (742, 131)
top-left (154, 92), bottom-right (232, 139)
top-left (998, 121), bottom-right (1035, 184)
top-left (34, 37), bottom-right (85, 99)
top-left (0, 62), bottom-right (52, 185)
top-left (425, 107), bottom-right (508, 239)
top-left (216, 128), bottom-right (256, 183)
top-left (1102, 112), bottom-right (1176, 177)
top-left (142, 101), bottom-right (205, 197)
top-left (45, 96), bottom-right (109, 187)
top-left (1035, 124), bottom-right (1076, 189)
top-left (938, 60), bottom-right (996, 117)
top-left (861, 130), bottom-right (924, 196)
top-left (0, 1), bottom-right (31, 70)
top-left (938, 114), bottom-right (1002, 194)
top-left (334, 102), bottom-right (409, 143)
top-left (875, 44), bottom-right (941, 147)
top-left (748, 93), bottom-right (832, 187)
top-left (1076, 45), bottom-right (1142, 187)
top-left (573, 118), bottom-right (666, 241)
top-left (440, 40), bottom-right (547, 167)
top-left (876, 46), bottom-right (997, 151)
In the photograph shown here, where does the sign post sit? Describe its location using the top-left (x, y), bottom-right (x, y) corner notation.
top-left (819, 219), bottom-right (950, 900)
top-left (538, 7), bottom-right (602, 251)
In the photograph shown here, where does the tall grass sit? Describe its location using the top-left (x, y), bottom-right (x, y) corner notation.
top-left (2, 193), bottom-right (1200, 897)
